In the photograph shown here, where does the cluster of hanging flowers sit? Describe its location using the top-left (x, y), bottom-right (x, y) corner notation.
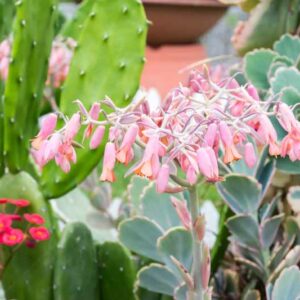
top-left (0, 198), bottom-right (50, 247)
top-left (31, 67), bottom-right (300, 192)
top-left (0, 37), bottom-right (75, 88)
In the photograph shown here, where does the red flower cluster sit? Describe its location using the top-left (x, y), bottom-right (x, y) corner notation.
top-left (0, 198), bottom-right (50, 247)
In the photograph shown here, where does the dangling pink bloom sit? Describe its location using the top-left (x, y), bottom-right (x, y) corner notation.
top-left (244, 142), bottom-right (257, 168)
top-left (133, 135), bottom-right (160, 179)
top-left (117, 125), bottom-right (138, 165)
top-left (156, 164), bottom-right (170, 193)
top-left (276, 103), bottom-right (298, 132)
top-left (84, 103), bottom-right (101, 139)
top-left (100, 142), bottom-right (116, 182)
top-left (256, 115), bottom-right (280, 156)
top-left (171, 196), bottom-right (191, 230)
top-left (44, 133), bottom-right (62, 161)
top-left (55, 143), bottom-right (77, 173)
top-left (197, 147), bottom-right (220, 182)
top-left (31, 140), bottom-right (49, 168)
top-left (90, 126), bottom-right (105, 150)
top-left (203, 123), bottom-right (218, 148)
top-left (219, 121), bottom-right (242, 164)
top-left (64, 113), bottom-right (81, 141)
top-left (32, 113), bottom-right (57, 149)
top-left (247, 85), bottom-right (259, 101)
top-left (186, 165), bottom-right (198, 185)
top-left (281, 126), bottom-right (300, 161)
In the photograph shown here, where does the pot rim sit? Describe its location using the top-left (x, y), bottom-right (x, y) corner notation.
top-left (142, 0), bottom-right (227, 7)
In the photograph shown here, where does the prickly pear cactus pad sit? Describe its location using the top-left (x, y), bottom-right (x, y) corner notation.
top-left (41, 0), bottom-right (147, 198)
top-left (54, 222), bottom-right (100, 300)
top-left (0, 172), bottom-right (57, 300)
top-left (3, 0), bottom-right (57, 172)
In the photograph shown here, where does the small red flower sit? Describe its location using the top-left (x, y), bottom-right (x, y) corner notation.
top-left (0, 215), bottom-right (12, 233)
top-left (2, 228), bottom-right (24, 246)
top-left (0, 198), bottom-right (8, 204)
top-left (6, 214), bottom-right (22, 221)
top-left (24, 213), bottom-right (45, 225)
top-left (25, 239), bottom-right (36, 248)
top-left (29, 227), bottom-right (50, 241)
top-left (9, 199), bottom-right (30, 207)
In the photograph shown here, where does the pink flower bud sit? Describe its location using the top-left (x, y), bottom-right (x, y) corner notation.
top-left (156, 164), bottom-right (170, 193)
top-left (244, 142), bottom-right (256, 168)
top-left (219, 121), bottom-right (233, 148)
top-left (201, 244), bottom-right (211, 290)
top-left (194, 215), bottom-right (206, 241)
top-left (204, 123), bottom-right (218, 147)
top-left (89, 103), bottom-right (101, 120)
top-left (171, 197), bottom-right (191, 230)
top-left (277, 103), bottom-right (297, 132)
top-left (117, 125), bottom-right (138, 164)
top-left (247, 85), bottom-right (259, 101)
top-left (197, 147), bottom-right (220, 182)
top-left (44, 133), bottom-right (62, 161)
top-left (100, 142), bottom-right (116, 182)
top-left (186, 165), bottom-right (198, 185)
top-left (90, 126), bottom-right (105, 150)
top-left (64, 113), bottom-right (81, 141)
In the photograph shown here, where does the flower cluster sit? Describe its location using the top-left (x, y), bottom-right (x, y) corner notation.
top-left (31, 68), bottom-right (300, 192)
top-left (0, 37), bottom-right (75, 88)
top-left (0, 198), bottom-right (50, 247)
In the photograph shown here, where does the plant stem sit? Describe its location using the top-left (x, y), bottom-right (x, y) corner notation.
top-left (189, 185), bottom-right (204, 300)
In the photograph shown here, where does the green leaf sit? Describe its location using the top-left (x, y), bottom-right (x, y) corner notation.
top-left (271, 67), bottom-right (300, 94)
top-left (119, 217), bottom-right (164, 262)
top-left (141, 183), bottom-right (181, 230)
top-left (244, 49), bottom-right (277, 90)
top-left (217, 174), bottom-right (262, 214)
top-left (276, 157), bottom-right (300, 175)
top-left (261, 214), bottom-right (283, 249)
top-left (157, 227), bottom-right (193, 278)
top-left (174, 284), bottom-right (188, 300)
top-left (272, 266), bottom-right (300, 300)
top-left (227, 214), bottom-right (260, 249)
top-left (287, 186), bottom-right (300, 213)
top-left (137, 264), bottom-right (180, 296)
top-left (51, 188), bottom-right (116, 243)
top-left (273, 34), bottom-right (300, 64)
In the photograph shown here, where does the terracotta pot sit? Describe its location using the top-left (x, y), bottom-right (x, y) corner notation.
top-left (143, 0), bottom-right (227, 46)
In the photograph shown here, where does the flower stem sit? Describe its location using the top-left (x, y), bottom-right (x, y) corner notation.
top-left (189, 185), bottom-right (204, 300)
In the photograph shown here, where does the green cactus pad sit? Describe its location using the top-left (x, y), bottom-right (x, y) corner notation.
top-left (41, 0), bottom-right (147, 199)
top-left (0, 81), bottom-right (4, 176)
top-left (54, 222), bottom-right (100, 300)
top-left (97, 241), bottom-right (136, 300)
top-left (0, 0), bottom-right (15, 41)
top-left (3, 0), bottom-right (57, 172)
top-left (0, 172), bottom-right (57, 300)
top-left (61, 0), bottom-right (96, 40)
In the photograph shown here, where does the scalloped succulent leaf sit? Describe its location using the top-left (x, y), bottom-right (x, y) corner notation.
top-left (271, 67), bottom-right (300, 94)
top-left (141, 183), bottom-right (181, 230)
top-left (244, 49), bottom-right (277, 90)
top-left (267, 59), bottom-right (293, 79)
top-left (119, 216), bottom-right (164, 262)
top-left (136, 264), bottom-right (180, 296)
top-left (287, 186), bottom-right (300, 213)
top-left (227, 214), bottom-right (260, 249)
top-left (273, 34), bottom-right (300, 63)
top-left (217, 174), bottom-right (262, 214)
top-left (260, 214), bottom-right (284, 249)
top-left (235, 257), bottom-right (266, 281)
top-left (157, 227), bottom-right (193, 278)
top-left (272, 266), bottom-right (300, 300)
top-left (255, 158), bottom-right (275, 199)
